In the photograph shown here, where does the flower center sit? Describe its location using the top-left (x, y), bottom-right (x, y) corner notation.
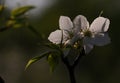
top-left (83, 29), bottom-right (92, 37)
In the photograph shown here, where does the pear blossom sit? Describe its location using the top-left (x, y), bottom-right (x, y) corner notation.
top-left (73, 15), bottom-right (111, 54)
top-left (48, 16), bottom-right (83, 45)
top-left (48, 15), bottom-right (111, 54)
top-left (48, 16), bottom-right (74, 44)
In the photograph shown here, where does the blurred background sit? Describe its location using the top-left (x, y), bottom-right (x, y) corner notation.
top-left (0, 0), bottom-right (120, 83)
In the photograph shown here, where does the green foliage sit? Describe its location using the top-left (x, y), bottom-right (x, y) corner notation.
top-left (7, 6), bottom-right (35, 28)
top-left (47, 53), bottom-right (60, 72)
top-left (6, 17), bottom-right (27, 28)
top-left (25, 45), bottom-right (61, 70)
top-left (0, 5), bottom-right (34, 32)
top-left (11, 6), bottom-right (35, 18)
top-left (45, 43), bottom-right (61, 50)
top-left (0, 5), bottom-right (5, 13)
top-left (25, 51), bottom-right (50, 70)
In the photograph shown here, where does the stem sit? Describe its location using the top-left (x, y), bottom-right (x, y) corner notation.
top-left (28, 25), bottom-right (42, 39)
top-left (68, 67), bottom-right (76, 83)
top-left (61, 56), bottom-right (76, 83)
top-left (61, 47), bottom-right (85, 83)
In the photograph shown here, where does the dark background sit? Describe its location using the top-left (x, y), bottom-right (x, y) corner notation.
top-left (0, 0), bottom-right (120, 83)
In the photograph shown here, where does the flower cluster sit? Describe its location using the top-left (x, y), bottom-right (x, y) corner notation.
top-left (48, 15), bottom-right (110, 54)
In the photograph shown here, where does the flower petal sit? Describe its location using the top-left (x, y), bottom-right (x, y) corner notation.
top-left (48, 30), bottom-right (62, 44)
top-left (84, 44), bottom-right (93, 54)
top-left (73, 15), bottom-right (89, 33)
top-left (90, 33), bottom-right (111, 46)
top-left (83, 37), bottom-right (94, 54)
top-left (84, 33), bottom-right (111, 46)
top-left (59, 16), bottom-right (73, 31)
top-left (48, 30), bottom-right (70, 44)
top-left (90, 17), bottom-right (110, 33)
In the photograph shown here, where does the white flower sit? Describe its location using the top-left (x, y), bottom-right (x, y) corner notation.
top-left (74, 15), bottom-right (111, 54)
top-left (48, 15), bottom-right (111, 54)
top-left (48, 16), bottom-right (73, 44)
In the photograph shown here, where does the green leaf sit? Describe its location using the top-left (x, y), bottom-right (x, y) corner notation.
top-left (0, 5), bottom-right (5, 12)
top-left (47, 53), bottom-right (60, 72)
top-left (25, 47), bottom-right (60, 70)
top-left (11, 6), bottom-right (35, 17)
top-left (6, 20), bottom-right (17, 27)
top-left (6, 19), bottom-right (26, 28)
top-left (13, 23), bottom-right (24, 28)
top-left (25, 51), bottom-right (49, 70)
top-left (45, 43), bottom-right (60, 50)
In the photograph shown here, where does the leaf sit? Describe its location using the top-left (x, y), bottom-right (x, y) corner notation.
top-left (6, 20), bottom-right (17, 27)
top-left (13, 23), bottom-right (24, 28)
top-left (25, 47), bottom-right (60, 70)
top-left (25, 51), bottom-right (49, 70)
top-left (47, 53), bottom-right (59, 72)
top-left (11, 6), bottom-right (35, 17)
top-left (45, 43), bottom-right (60, 50)
top-left (6, 20), bottom-right (25, 28)
top-left (0, 5), bottom-right (5, 12)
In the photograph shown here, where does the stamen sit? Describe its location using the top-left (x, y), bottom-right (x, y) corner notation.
top-left (83, 29), bottom-right (92, 37)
